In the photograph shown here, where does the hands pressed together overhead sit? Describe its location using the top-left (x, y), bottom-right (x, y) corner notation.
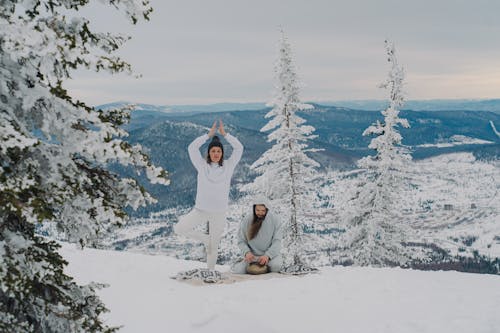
top-left (208, 120), bottom-right (227, 137)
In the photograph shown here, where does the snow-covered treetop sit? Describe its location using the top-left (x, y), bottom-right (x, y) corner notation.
top-left (380, 40), bottom-right (405, 111)
top-left (264, 28), bottom-right (313, 129)
top-left (359, 40), bottom-right (411, 171)
top-left (248, 29), bottom-right (319, 179)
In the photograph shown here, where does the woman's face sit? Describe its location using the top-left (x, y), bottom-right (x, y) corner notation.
top-left (209, 147), bottom-right (223, 163)
top-left (255, 205), bottom-right (267, 218)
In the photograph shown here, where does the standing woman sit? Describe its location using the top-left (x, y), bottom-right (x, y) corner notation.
top-left (174, 120), bottom-right (243, 270)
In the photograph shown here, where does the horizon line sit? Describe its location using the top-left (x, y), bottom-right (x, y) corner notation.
top-left (95, 97), bottom-right (500, 108)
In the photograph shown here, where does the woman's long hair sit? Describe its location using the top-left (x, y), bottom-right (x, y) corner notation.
top-left (247, 205), bottom-right (267, 240)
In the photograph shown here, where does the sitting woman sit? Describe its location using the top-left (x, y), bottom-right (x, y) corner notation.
top-left (232, 197), bottom-right (283, 274)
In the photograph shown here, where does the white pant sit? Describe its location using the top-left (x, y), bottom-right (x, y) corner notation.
top-left (173, 208), bottom-right (226, 270)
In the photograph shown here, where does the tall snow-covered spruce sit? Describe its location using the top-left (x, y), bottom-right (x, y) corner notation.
top-left (242, 30), bottom-right (320, 273)
top-left (0, 1), bottom-right (168, 332)
top-left (339, 40), bottom-right (412, 266)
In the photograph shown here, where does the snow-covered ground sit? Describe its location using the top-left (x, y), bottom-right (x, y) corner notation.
top-left (61, 243), bottom-right (500, 333)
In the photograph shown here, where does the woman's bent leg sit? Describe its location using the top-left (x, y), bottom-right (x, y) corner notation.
top-left (268, 255), bottom-right (283, 273)
top-left (230, 260), bottom-right (248, 274)
top-left (173, 209), bottom-right (209, 246)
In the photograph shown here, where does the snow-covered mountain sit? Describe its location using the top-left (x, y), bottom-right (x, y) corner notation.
top-left (99, 99), bottom-right (500, 114)
top-left (416, 135), bottom-right (495, 148)
top-left (110, 103), bottom-right (500, 215)
top-left (61, 243), bottom-right (500, 333)
top-left (97, 101), bottom-right (266, 115)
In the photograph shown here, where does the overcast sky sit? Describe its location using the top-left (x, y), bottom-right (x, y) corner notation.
top-left (65, 0), bottom-right (500, 106)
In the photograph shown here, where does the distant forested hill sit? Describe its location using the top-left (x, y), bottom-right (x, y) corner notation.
top-left (101, 103), bottom-right (500, 215)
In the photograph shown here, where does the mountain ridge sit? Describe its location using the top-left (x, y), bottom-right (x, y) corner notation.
top-left (104, 102), bottom-right (500, 217)
top-left (97, 98), bottom-right (500, 115)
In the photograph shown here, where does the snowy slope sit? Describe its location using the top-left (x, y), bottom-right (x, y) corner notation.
top-left (61, 243), bottom-right (500, 333)
top-left (406, 153), bottom-right (500, 258)
top-left (326, 152), bottom-right (500, 262)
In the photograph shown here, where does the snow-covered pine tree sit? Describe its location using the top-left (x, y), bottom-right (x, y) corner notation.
top-left (339, 40), bottom-right (411, 267)
top-left (241, 30), bottom-right (320, 274)
top-left (0, 1), bottom-right (168, 332)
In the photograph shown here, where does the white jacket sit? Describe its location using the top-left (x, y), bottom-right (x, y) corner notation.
top-left (188, 133), bottom-right (243, 212)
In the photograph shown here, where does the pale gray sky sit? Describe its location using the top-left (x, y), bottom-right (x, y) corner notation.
top-left (65, 0), bottom-right (500, 106)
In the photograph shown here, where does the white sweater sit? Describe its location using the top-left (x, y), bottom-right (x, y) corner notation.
top-left (188, 133), bottom-right (243, 212)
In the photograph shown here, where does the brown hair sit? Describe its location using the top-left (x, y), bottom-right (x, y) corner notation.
top-left (247, 205), bottom-right (267, 240)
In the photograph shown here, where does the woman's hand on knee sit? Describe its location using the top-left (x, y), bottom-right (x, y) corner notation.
top-left (244, 251), bottom-right (255, 263)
